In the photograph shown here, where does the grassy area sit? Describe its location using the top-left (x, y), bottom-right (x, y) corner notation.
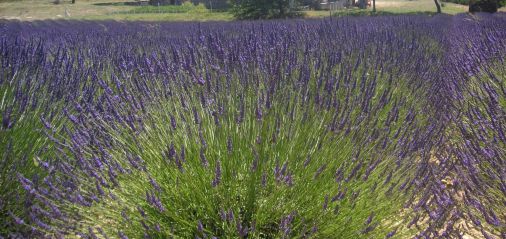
top-left (375, 0), bottom-right (467, 14)
top-left (92, 1), bottom-right (235, 21)
top-left (0, 0), bottom-right (134, 20)
top-left (0, 0), bottom-right (234, 21)
top-left (88, 11), bottom-right (234, 21)
top-left (0, 0), bottom-right (504, 21)
top-left (120, 2), bottom-right (210, 14)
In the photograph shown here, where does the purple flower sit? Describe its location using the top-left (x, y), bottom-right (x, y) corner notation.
top-left (9, 212), bottom-right (24, 225)
top-left (227, 136), bottom-right (233, 154)
top-left (251, 149), bottom-right (259, 171)
top-left (385, 229), bottom-right (396, 238)
top-left (227, 209), bottom-right (235, 222)
top-left (196, 76), bottom-right (205, 85)
top-left (313, 163), bottom-right (327, 180)
top-left (219, 209), bottom-right (227, 221)
top-left (200, 148), bottom-right (209, 168)
top-left (365, 212), bottom-right (374, 225)
top-left (256, 106), bottom-right (263, 121)
top-left (236, 220), bottom-right (248, 238)
top-left (193, 107), bottom-right (201, 125)
top-left (279, 211), bottom-right (296, 238)
top-left (170, 115), bottom-right (177, 130)
top-left (137, 206), bottom-right (146, 218)
top-left (261, 172), bottom-right (267, 187)
top-left (149, 177), bottom-right (161, 192)
top-left (323, 195), bottom-right (329, 211)
top-left (197, 220), bottom-right (204, 233)
top-left (121, 209), bottom-right (130, 222)
top-left (89, 227), bottom-right (99, 239)
top-left (212, 160), bottom-right (222, 187)
top-left (2, 107), bottom-right (14, 129)
top-left (96, 181), bottom-right (105, 196)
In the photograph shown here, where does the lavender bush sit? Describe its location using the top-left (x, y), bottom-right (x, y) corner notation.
top-left (0, 13), bottom-right (505, 238)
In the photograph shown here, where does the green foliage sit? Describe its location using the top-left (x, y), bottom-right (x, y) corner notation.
top-left (0, 84), bottom-right (64, 236)
top-left (299, 0), bottom-right (321, 9)
top-left (230, 0), bottom-right (303, 19)
top-left (73, 42), bottom-right (430, 238)
top-left (443, 0), bottom-right (504, 6)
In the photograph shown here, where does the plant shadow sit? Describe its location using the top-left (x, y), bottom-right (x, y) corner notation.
top-left (333, 9), bottom-right (438, 16)
top-left (93, 2), bottom-right (139, 6)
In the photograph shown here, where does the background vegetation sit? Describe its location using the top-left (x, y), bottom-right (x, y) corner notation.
top-left (2, 0), bottom-right (503, 21)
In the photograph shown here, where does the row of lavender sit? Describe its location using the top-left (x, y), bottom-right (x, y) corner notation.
top-left (416, 14), bottom-right (506, 238)
top-left (0, 14), bottom-right (504, 238)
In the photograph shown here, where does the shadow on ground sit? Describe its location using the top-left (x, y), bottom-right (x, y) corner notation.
top-left (333, 10), bottom-right (438, 16)
top-left (93, 2), bottom-right (138, 6)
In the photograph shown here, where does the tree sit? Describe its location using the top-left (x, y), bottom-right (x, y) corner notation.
top-left (469, 0), bottom-right (498, 12)
top-left (358, 0), bottom-right (367, 9)
top-left (300, 0), bottom-right (320, 9)
top-left (230, 0), bottom-right (301, 19)
top-left (434, 0), bottom-right (442, 13)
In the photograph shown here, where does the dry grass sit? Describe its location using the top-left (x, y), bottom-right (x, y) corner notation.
top-left (377, 0), bottom-right (468, 14)
top-left (0, 0), bottom-right (235, 21)
top-left (0, 0), bottom-right (135, 20)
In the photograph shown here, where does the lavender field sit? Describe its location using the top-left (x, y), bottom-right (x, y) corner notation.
top-left (1, 14), bottom-right (505, 238)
